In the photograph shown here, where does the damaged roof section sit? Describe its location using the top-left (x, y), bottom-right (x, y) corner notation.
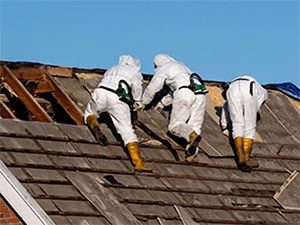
top-left (0, 61), bottom-right (300, 225)
top-left (0, 63), bottom-right (87, 125)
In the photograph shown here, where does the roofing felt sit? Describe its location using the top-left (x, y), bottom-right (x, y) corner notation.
top-left (0, 61), bottom-right (300, 225)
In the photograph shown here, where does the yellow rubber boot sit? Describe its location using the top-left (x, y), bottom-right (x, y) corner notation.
top-left (235, 137), bottom-right (251, 172)
top-left (127, 142), bottom-right (152, 172)
top-left (185, 131), bottom-right (201, 162)
top-left (244, 138), bottom-right (259, 168)
top-left (189, 131), bottom-right (199, 144)
top-left (86, 115), bottom-right (108, 146)
top-left (234, 137), bottom-right (244, 164)
top-left (86, 115), bottom-right (99, 129)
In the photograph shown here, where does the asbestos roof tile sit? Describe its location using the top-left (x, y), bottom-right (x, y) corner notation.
top-left (277, 144), bottom-right (300, 158)
top-left (0, 152), bottom-right (15, 164)
top-left (9, 167), bottom-right (29, 180)
top-left (63, 216), bottom-right (111, 225)
top-left (249, 143), bottom-right (300, 163)
top-left (149, 190), bottom-right (182, 205)
top-left (38, 184), bottom-right (83, 199)
top-left (232, 210), bottom-right (285, 223)
top-left (24, 183), bottom-right (46, 197)
top-left (86, 158), bottom-right (131, 172)
top-left (24, 122), bottom-right (67, 140)
top-left (72, 142), bottom-right (127, 159)
top-left (0, 119), bottom-right (29, 136)
top-left (274, 171), bottom-right (300, 210)
top-left (267, 91), bottom-right (300, 138)
top-left (192, 166), bottom-right (229, 180)
top-left (223, 195), bottom-right (280, 208)
top-left (257, 106), bottom-right (297, 144)
top-left (11, 152), bottom-right (54, 166)
top-left (36, 199), bottom-right (60, 213)
top-left (71, 142), bottom-right (103, 155)
top-left (0, 119), bottom-right (65, 139)
top-left (254, 158), bottom-right (290, 170)
top-left (52, 199), bottom-right (99, 215)
top-left (128, 204), bottom-right (178, 219)
top-left (140, 146), bottom-right (179, 162)
top-left (258, 171), bottom-right (289, 184)
top-left (150, 162), bottom-right (198, 176)
top-left (25, 168), bottom-right (68, 182)
top-left (38, 140), bottom-right (79, 153)
top-left (58, 123), bottom-right (95, 142)
top-left (134, 175), bottom-right (168, 189)
top-left (48, 216), bottom-right (72, 225)
top-left (73, 142), bottom-right (125, 158)
top-left (145, 219), bottom-right (183, 225)
top-left (278, 160), bottom-right (300, 172)
top-left (160, 177), bottom-right (210, 191)
top-left (194, 208), bottom-right (236, 222)
top-left (105, 145), bottom-right (129, 158)
top-left (111, 188), bottom-right (154, 202)
top-left (283, 212), bottom-right (300, 224)
top-left (199, 139), bottom-right (226, 157)
top-left (0, 136), bottom-right (40, 151)
top-left (253, 142), bottom-right (282, 155)
top-left (48, 155), bottom-right (91, 169)
top-left (180, 192), bottom-right (224, 207)
top-left (204, 180), bottom-right (239, 194)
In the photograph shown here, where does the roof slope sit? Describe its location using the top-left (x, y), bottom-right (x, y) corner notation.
top-left (0, 61), bottom-right (300, 225)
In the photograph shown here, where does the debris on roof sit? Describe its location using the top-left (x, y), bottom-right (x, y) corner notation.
top-left (273, 170), bottom-right (300, 211)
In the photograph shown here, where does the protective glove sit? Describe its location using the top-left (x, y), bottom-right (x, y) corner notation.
top-left (221, 125), bottom-right (229, 137)
top-left (133, 101), bottom-right (145, 112)
top-left (153, 101), bottom-right (164, 113)
top-left (222, 129), bottom-right (229, 137)
top-left (221, 125), bottom-right (227, 131)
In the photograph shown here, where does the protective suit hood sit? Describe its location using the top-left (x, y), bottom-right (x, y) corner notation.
top-left (154, 54), bottom-right (176, 68)
top-left (119, 55), bottom-right (141, 69)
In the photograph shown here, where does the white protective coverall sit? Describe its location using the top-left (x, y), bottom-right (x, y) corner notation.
top-left (84, 55), bottom-right (143, 145)
top-left (142, 54), bottom-right (206, 141)
top-left (226, 75), bottom-right (268, 139)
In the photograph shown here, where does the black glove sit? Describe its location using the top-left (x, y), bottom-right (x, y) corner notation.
top-left (92, 125), bottom-right (108, 146)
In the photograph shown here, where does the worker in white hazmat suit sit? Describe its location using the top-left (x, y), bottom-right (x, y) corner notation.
top-left (142, 53), bottom-right (208, 162)
top-left (226, 75), bottom-right (268, 172)
top-left (84, 55), bottom-right (152, 172)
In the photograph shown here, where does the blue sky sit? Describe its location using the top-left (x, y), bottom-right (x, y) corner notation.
top-left (1, 1), bottom-right (299, 86)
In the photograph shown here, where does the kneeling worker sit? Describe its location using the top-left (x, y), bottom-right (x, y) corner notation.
top-left (84, 55), bottom-right (152, 172)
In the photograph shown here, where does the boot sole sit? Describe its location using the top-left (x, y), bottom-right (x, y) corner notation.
top-left (247, 161), bottom-right (259, 168)
top-left (93, 126), bottom-right (108, 146)
top-left (134, 168), bottom-right (152, 173)
top-left (185, 135), bottom-right (201, 161)
top-left (185, 147), bottom-right (199, 162)
top-left (239, 162), bottom-right (252, 173)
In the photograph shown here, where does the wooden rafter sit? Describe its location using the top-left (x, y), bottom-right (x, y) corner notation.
top-left (0, 65), bottom-right (84, 125)
top-left (0, 100), bottom-right (16, 119)
top-left (0, 66), bottom-right (53, 122)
